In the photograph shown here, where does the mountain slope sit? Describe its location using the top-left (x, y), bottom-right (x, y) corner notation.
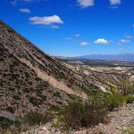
top-left (75, 54), bottom-right (134, 61)
top-left (0, 20), bottom-right (130, 119)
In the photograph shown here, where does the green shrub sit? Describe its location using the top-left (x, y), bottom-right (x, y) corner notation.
top-left (24, 111), bottom-right (43, 126)
top-left (24, 72), bottom-right (30, 78)
top-left (23, 111), bottom-right (53, 126)
top-left (122, 128), bottom-right (134, 134)
top-left (6, 107), bottom-right (14, 113)
top-left (59, 98), bottom-right (107, 129)
top-left (13, 95), bottom-right (21, 100)
top-left (125, 95), bottom-right (134, 104)
top-left (49, 105), bottom-right (60, 112)
top-left (35, 77), bottom-right (41, 81)
top-left (29, 97), bottom-right (38, 106)
top-left (42, 112), bottom-right (53, 124)
top-left (53, 92), bottom-right (61, 98)
top-left (0, 117), bottom-right (13, 130)
top-left (9, 87), bottom-right (15, 91)
top-left (23, 88), bottom-right (30, 93)
top-left (104, 93), bottom-right (122, 111)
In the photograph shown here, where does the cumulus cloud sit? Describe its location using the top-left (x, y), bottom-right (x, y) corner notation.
top-left (29, 15), bottom-right (64, 26)
top-left (75, 34), bottom-right (80, 37)
top-left (19, 8), bottom-right (31, 13)
top-left (110, 0), bottom-right (121, 5)
top-left (77, 0), bottom-right (94, 8)
top-left (80, 42), bottom-right (90, 46)
top-left (94, 39), bottom-right (109, 45)
top-left (120, 39), bottom-right (130, 43)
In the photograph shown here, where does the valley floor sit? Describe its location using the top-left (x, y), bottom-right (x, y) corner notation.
top-left (22, 102), bottom-right (134, 134)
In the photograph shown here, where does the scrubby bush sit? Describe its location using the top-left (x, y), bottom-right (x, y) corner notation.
top-left (23, 111), bottom-right (53, 126)
top-left (103, 93), bottom-right (123, 111)
top-left (29, 97), bottom-right (38, 106)
top-left (23, 111), bottom-right (43, 126)
top-left (59, 97), bottom-right (107, 129)
top-left (24, 72), bottom-right (30, 78)
top-left (0, 117), bottom-right (13, 131)
top-left (42, 112), bottom-right (53, 124)
top-left (122, 128), bottom-right (134, 134)
top-left (13, 95), bottom-right (20, 100)
top-left (6, 107), bottom-right (14, 113)
top-left (124, 95), bottom-right (134, 104)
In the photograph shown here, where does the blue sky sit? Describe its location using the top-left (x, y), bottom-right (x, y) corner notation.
top-left (0, 0), bottom-right (134, 56)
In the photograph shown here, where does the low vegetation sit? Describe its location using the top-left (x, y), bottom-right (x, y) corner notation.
top-left (59, 81), bottom-right (134, 130)
top-left (1, 79), bottom-right (134, 133)
top-left (0, 111), bottom-right (53, 134)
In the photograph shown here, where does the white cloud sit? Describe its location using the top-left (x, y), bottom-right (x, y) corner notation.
top-left (110, 0), bottom-right (121, 5)
top-left (10, 0), bottom-right (17, 5)
top-left (19, 8), bottom-right (31, 13)
top-left (29, 15), bottom-right (64, 25)
top-left (120, 39), bottom-right (130, 43)
top-left (133, 24), bottom-right (134, 27)
top-left (75, 34), bottom-right (80, 37)
top-left (51, 25), bottom-right (59, 29)
top-left (94, 39), bottom-right (109, 45)
top-left (77, 0), bottom-right (94, 8)
top-left (80, 42), bottom-right (90, 46)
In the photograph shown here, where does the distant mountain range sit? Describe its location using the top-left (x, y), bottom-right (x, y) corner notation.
top-left (75, 54), bottom-right (134, 61)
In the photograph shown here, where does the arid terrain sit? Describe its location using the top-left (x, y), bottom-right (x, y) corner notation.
top-left (1, 20), bottom-right (134, 134)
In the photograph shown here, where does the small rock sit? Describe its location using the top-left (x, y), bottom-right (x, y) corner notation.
top-left (42, 127), bottom-right (48, 132)
top-left (116, 126), bottom-right (121, 130)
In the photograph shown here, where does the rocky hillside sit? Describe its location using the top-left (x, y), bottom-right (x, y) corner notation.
top-left (0, 20), bottom-right (130, 119)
